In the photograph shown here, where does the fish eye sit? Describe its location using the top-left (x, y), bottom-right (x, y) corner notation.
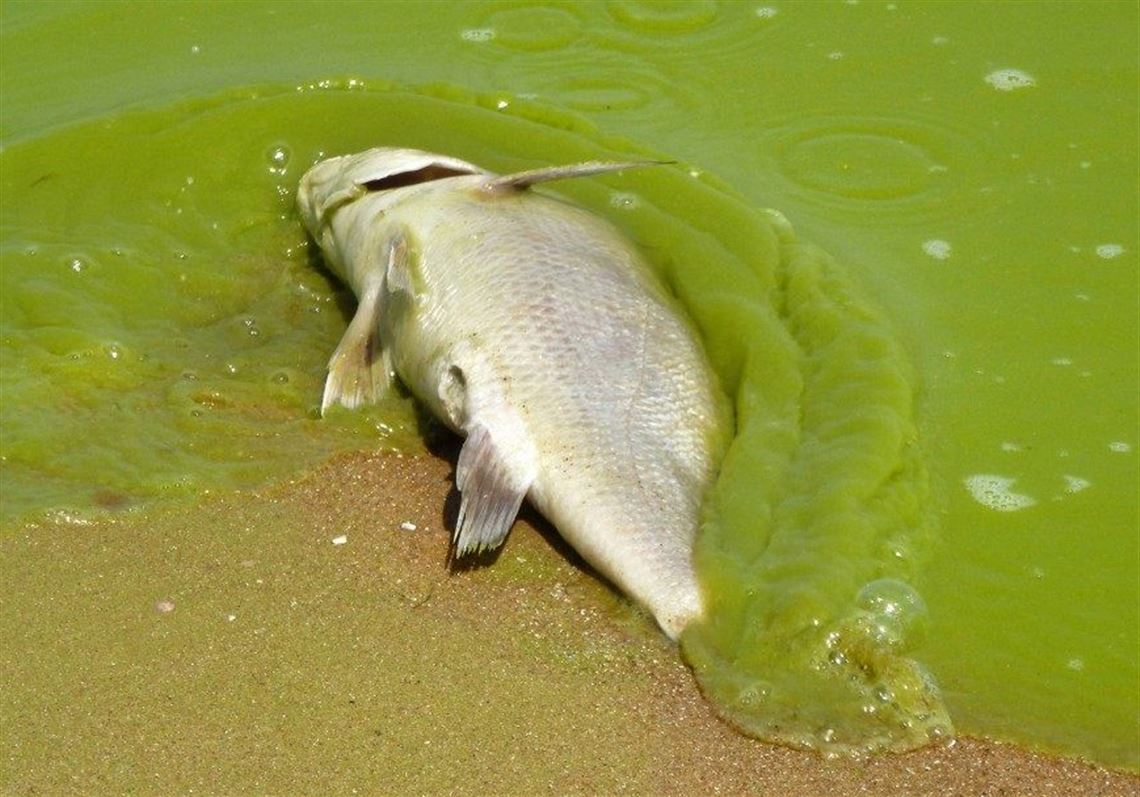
top-left (360, 165), bottom-right (474, 192)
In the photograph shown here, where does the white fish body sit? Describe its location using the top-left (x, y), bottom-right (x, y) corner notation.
top-left (296, 147), bottom-right (728, 639)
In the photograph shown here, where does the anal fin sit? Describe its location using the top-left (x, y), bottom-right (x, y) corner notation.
top-left (454, 424), bottom-right (533, 556)
top-left (320, 279), bottom-right (391, 414)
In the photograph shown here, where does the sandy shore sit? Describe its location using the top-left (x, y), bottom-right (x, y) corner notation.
top-left (2, 447), bottom-right (1136, 796)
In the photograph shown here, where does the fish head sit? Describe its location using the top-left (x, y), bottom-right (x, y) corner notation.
top-left (297, 147), bottom-right (488, 282)
top-left (298, 147), bottom-right (487, 235)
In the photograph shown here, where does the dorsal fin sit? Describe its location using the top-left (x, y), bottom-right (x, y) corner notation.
top-left (483, 160), bottom-right (670, 191)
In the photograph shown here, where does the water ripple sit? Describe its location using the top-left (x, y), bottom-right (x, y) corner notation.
top-left (757, 112), bottom-right (1001, 227)
top-left (607, 0), bottom-right (720, 34)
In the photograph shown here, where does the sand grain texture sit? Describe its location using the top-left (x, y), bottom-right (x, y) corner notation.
top-left (2, 449), bottom-right (1136, 796)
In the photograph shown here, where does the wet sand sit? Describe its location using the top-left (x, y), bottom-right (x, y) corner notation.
top-left (2, 447), bottom-right (1136, 796)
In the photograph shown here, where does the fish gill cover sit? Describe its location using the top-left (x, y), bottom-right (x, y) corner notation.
top-left (0, 80), bottom-right (948, 753)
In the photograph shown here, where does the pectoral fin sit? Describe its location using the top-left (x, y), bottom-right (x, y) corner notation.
top-left (321, 278), bottom-right (392, 414)
top-left (454, 423), bottom-right (533, 556)
top-left (320, 234), bottom-right (414, 414)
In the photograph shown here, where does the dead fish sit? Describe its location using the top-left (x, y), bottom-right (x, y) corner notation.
top-left (296, 147), bottom-right (728, 639)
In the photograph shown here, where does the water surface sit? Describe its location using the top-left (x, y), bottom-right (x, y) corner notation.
top-left (1, 0), bottom-right (1136, 769)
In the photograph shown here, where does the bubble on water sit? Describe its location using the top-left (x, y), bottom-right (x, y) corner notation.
top-left (461, 27), bottom-right (495, 42)
top-left (964, 474), bottom-right (1037, 511)
top-left (1108, 441), bottom-right (1131, 453)
top-left (1051, 357), bottom-right (1072, 366)
top-left (1067, 658), bottom-right (1085, 672)
top-left (69, 257), bottom-right (88, 273)
top-left (1063, 475), bottom-right (1090, 494)
top-left (984, 68), bottom-right (1036, 91)
top-left (156, 600), bottom-right (175, 614)
top-left (271, 371), bottom-right (290, 385)
top-left (922, 239), bottom-right (952, 259)
top-left (1095, 243), bottom-right (1124, 259)
top-left (267, 144), bottom-right (291, 176)
top-left (609, 191), bottom-right (640, 210)
top-left (735, 680), bottom-right (771, 709)
top-left (827, 51), bottom-right (845, 60)
top-left (754, 6), bottom-right (778, 18)
top-left (105, 344), bottom-right (123, 361)
top-left (855, 578), bottom-right (928, 648)
top-left (190, 45), bottom-right (201, 55)
top-left (1000, 441), bottom-right (1022, 452)
top-left (931, 35), bottom-right (949, 45)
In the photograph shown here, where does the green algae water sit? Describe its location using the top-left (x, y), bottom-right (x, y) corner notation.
top-left (2, 0), bottom-right (1136, 773)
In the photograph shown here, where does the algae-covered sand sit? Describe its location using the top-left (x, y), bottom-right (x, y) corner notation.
top-left (2, 446), bottom-right (1134, 796)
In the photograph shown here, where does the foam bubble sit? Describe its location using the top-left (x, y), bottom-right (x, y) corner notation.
top-left (1063, 475), bottom-right (1091, 494)
top-left (1108, 441), bottom-right (1131, 453)
top-left (922, 239), bottom-right (952, 260)
top-left (964, 474), bottom-right (1037, 511)
top-left (460, 28), bottom-right (495, 42)
top-left (1095, 243), bottom-right (1124, 259)
top-left (754, 6), bottom-right (778, 18)
top-left (266, 144), bottom-right (290, 176)
top-left (609, 191), bottom-right (641, 210)
top-left (985, 69), bottom-right (1036, 91)
top-left (855, 578), bottom-right (928, 647)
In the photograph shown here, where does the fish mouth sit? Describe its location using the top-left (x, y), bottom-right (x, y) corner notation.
top-left (296, 154), bottom-right (354, 238)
